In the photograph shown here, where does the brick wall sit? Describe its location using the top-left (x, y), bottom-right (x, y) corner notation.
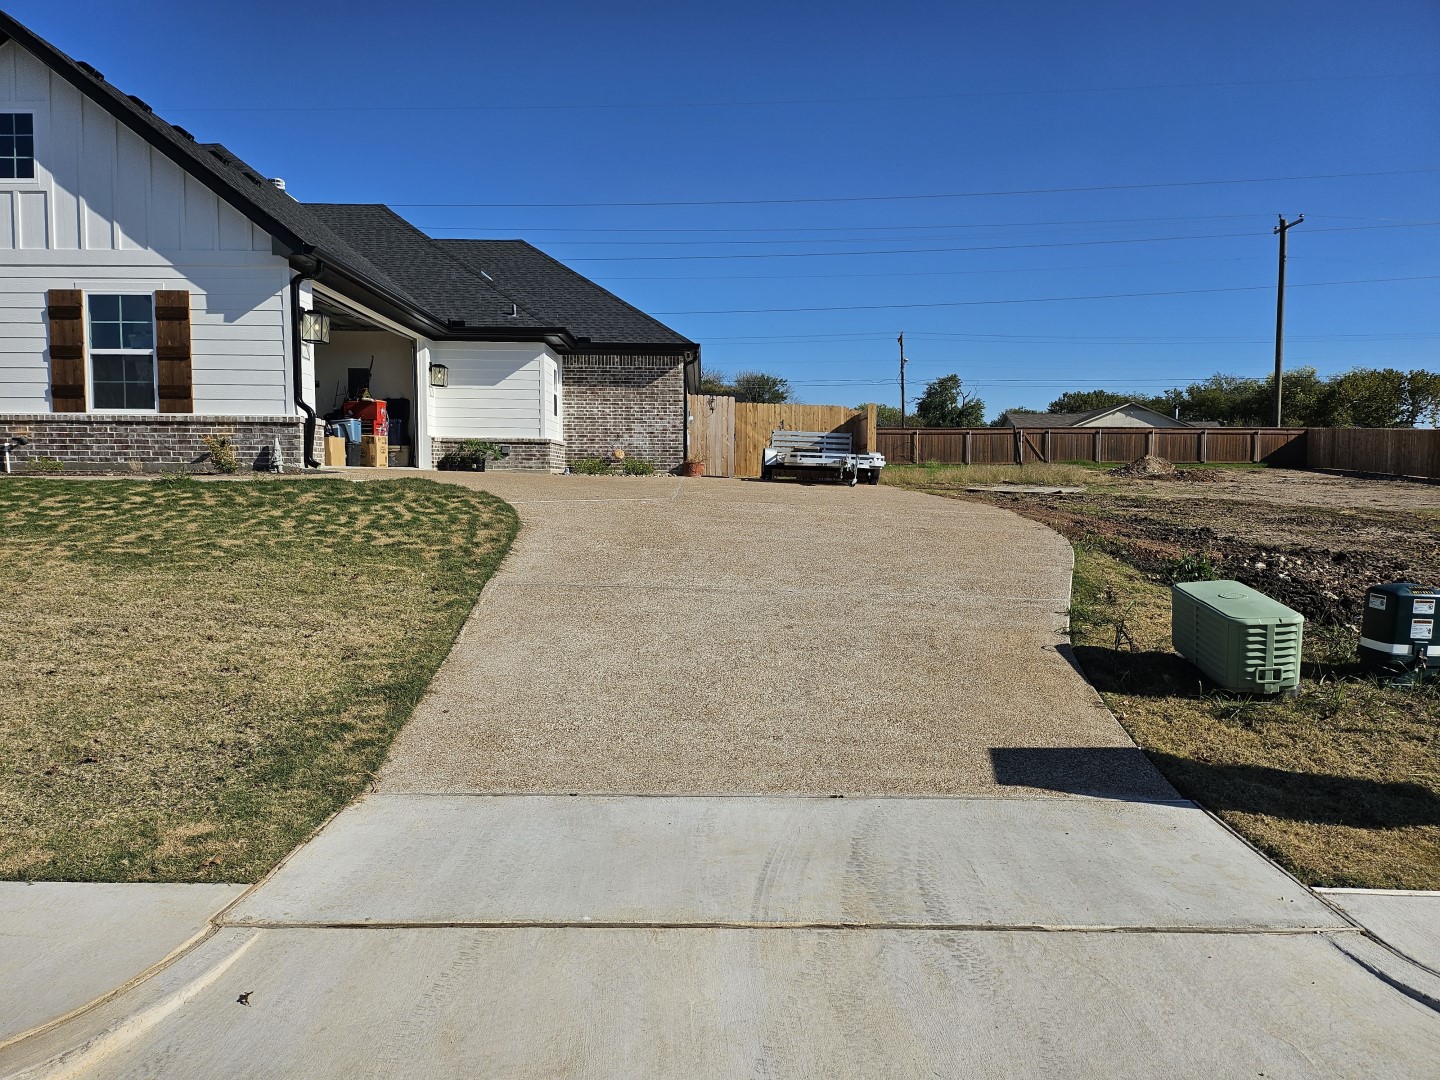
top-left (0, 414), bottom-right (307, 473)
top-left (562, 354), bottom-right (685, 473)
top-left (431, 437), bottom-right (566, 473)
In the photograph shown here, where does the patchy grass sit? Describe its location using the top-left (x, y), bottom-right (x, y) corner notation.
top-left (1069, 546), bottom-right (1440, 889)
top-left (0, 476), bottom-right (516, 883)
top-left (883, 462), bottom-right (1099, 489)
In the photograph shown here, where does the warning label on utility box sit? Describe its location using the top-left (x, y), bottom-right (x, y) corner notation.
top-left (1414, 599), bottom-right (1437, 615)
top-left (1413, 619), bottom-right (1435, 641)
top-left (1368, 594), bottom-right (1387, 610)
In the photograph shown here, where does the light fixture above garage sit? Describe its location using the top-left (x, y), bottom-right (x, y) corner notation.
top-left (429, 363), bottom-right (449, 387)
top-left (300, 310), bottom-right (331, 344)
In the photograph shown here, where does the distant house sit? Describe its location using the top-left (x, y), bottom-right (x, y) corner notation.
top-left (0, 12), bottom-right (698, 473)
top-left (1000, 402), bottom-right (1190, 429)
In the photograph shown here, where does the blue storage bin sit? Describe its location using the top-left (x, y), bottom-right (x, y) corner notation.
top-left (334, 418), bottom-right (362, 443)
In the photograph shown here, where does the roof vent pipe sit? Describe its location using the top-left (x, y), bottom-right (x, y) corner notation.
top-left (506, 303), bottom-right (517, 317)
top-left (269, 178), bottom-right (286, 191)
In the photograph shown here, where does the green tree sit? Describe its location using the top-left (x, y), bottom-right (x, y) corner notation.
top-left (1319, 368), bottom-right (1440, 427)
top-left (856, 402), bottom-right (905, 427)
top-left (914, 374), bottom-right (986, 427)
top-left (1046, 390), bottom-right (1134, 414)
top-left (731, 370), bottom-right (792, 404)
top-left (698, 369), bottom-right (733, 396)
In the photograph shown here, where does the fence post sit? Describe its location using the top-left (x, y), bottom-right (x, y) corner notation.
top-left (1199, 429), bottom-right (1208, 464)
top-left (1014, 427), bottom-right (1022, 464)
top-left (1251, 430), bottom-right (1261, 463)
top-left (1146, 429), bottom-right (1157, 457)
top-left (1044, 429), bottom-right (1052, 463)
top-left (963, 430), bottom-right (972, 465)
top-left (911, 430), bottom-right (920, 464)
top-left (1094, 429), bottom-right (1102, 464)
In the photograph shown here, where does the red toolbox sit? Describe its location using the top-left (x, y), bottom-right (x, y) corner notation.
top-left (342, 398), bottom-right (388, 437)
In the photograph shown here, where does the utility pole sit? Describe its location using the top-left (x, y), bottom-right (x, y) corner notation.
top-left (898, 332), bottom-right (907, 427)
top-left (1272, 214), bottom-right (1303, 427)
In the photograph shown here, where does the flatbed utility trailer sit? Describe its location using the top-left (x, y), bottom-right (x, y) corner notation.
top-left (761, 430), bottom-right (886, 486)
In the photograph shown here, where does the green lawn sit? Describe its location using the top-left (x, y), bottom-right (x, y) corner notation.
top-left (1068, 548), bottom-right (1439, 889)
top-left (0, 476), bottom-right (516, 883)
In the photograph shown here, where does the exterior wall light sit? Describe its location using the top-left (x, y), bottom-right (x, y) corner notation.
top-left (429, 363), bottom-right (449, 387)
top-left (300, 311), bottom-right (331, 344)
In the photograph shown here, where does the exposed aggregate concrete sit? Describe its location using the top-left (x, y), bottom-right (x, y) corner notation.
top-left (378, 474), bottom-right (1174, 797)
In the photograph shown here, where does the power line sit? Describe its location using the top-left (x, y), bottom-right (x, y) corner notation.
top-left (652, 274), bottom-right (1440, 316)
top-left (158, 72), bottom-right (1435, 115)
top-left (565, 222), bottom-right (1440, 263)
top-left (593, 257), bottom-right (1259, 283)
top-left (419, 213), bottom-right (1264, 235)
top-left (389, 168), bottom-right (1437, 208)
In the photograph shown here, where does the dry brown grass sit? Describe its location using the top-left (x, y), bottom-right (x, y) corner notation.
top-left (0, 476), bottom-right (516, 883)
top-left (883, 462), bottom-right (1100, 489)
top-left (1070, 547), bottom-right (1440, 890)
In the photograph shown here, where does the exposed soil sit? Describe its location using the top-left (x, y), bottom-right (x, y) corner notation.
top-left (964, 469), bottom-right (1440, 627)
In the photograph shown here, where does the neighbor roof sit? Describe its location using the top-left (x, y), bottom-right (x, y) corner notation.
top-left (1003, 402), bottom-right (1189, 427)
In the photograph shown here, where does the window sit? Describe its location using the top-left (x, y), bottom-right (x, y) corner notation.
top-left (0, 113), bottom-right (35, 179)
top-left (88, 295), bottom-right (156, 410)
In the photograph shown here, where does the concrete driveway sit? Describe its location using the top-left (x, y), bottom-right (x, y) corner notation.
top-left (380, 474), bottom-right (1170, 797)
top-left (4, 475), bottom-right (1437, 1078)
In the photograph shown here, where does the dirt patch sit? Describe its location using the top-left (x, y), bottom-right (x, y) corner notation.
top-left (967, 489), bottom-right (1438, 627)
top-left (1110, 454), bottom-right (1177, 479)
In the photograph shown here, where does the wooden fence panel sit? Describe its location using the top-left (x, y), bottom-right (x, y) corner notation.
top-left (870, 426), bottom-right (1308, 466)
top-left (1307, 427), bottom-right (1440, 479)
top-left (686, 394), bottom-right (735, 476)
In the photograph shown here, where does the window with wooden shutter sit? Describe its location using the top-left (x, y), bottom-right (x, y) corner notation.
top-left (45, 289), bottom-right (87, 412)
top-left (154, 289), bottom-right (192, 413)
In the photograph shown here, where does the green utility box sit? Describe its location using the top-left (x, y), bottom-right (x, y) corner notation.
top-left (1172, 580), bottom-right (1304, 694)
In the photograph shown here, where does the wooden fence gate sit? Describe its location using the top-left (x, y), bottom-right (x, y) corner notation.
top-left (687, 394), bottom-right (735, 477)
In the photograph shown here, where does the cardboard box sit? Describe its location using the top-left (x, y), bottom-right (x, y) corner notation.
top-left (360, 435), bottom-right (389, 468)
top-left (323, 436), bottom-right (347, 467)
top-left (387, 444), bottom-right (412, 468)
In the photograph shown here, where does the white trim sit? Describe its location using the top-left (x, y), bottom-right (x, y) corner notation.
top-left (1359, 636), bottom-right (1423, 656)
top-left (85, 289), bottom-right (158, 414)
top-left (0, 107), bottom-right (40, 191)
top-left (1316, 888), bottom-right (1440, 897)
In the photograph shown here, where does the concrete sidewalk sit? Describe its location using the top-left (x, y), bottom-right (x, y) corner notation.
top-left (0, 882), bottom-right (241, 1046)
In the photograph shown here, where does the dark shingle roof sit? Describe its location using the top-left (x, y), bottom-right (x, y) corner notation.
top-left (303, 205), bottom-right (552, 329)
top-left (1004, 410), bottom-right (1096, 428)
top-left (436, 241), bottom-right (695, 349)
top-left (1003, 403), bottom-right (1190, 428)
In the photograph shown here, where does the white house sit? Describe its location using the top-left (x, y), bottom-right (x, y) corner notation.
top-left (1000, 402), bottom-right (1192, 429)
top-left (0, 13), bottom-right (698, 473)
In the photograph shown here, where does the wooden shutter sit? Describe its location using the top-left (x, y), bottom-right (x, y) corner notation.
top-left (46, 289), bottom-right (87, 412)
top-left (154, 289), bottom-right (192, 413)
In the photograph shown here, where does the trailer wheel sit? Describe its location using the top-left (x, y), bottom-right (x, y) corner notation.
top-left (867, 470), bottom-right (881, 485)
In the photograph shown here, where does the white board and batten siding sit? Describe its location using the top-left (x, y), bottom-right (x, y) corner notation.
top-left (429, 342), bottom-right (560, 443)
top-left (0, 40), bottom-right (292, 415)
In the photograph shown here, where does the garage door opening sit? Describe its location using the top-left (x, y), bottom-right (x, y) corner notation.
top-left (312, 295), bottom-right (420, 468)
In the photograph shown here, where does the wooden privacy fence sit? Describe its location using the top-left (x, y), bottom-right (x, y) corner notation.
top-left (687, 397), bottom-right (875, 478)
top-left (875, 427), bottom-right (1309, 467)
top-left (1307, 427), bottom-right (1440, 480)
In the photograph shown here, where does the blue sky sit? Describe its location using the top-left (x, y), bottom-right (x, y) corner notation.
top-left (18, 0), bottom-right (1438, 415)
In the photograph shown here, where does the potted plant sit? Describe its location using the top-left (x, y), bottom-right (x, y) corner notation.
top-left (680, 455), bottom-right (705, 478)
top-left (437, 439), bottom-right (503, 471)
